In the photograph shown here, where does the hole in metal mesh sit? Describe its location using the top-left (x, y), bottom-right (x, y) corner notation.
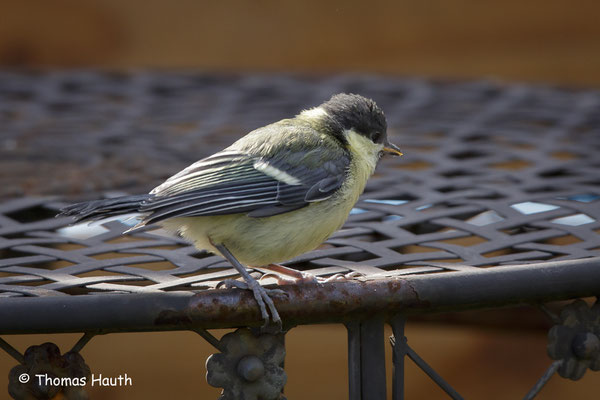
top-left (363, 192), bottom-right (418, 205)
top-left (550, 151), bottom-right (578, 160)
top-left (511, 202), bottom-right (560, 214)
top-left (176, 267), bottom-right (231, 279)
top-left (446, 210), bottom-right (484, 222)
top-left (482, 248), bottom-right (532, 258)
top-left (539, 235), bottom-right (583, 245)
top-left (57, 215), bottom-right (138, 239)
top-left (402, 145), bottom-right (438, 152)
top-left (383, 215), bottom-right (403, 222)
top-left (465, 210), bottom-right (505, 226)
top-left (0, 248), bottom-right (37, 259)
top-left (524, 186), bottom-right (562, 194)
top-left (450, 150), bottom-right (488, 160)
top-left (463, 134), bottom-right (488, 142)
top-left (436, 186), bottom-right (461, 193)
top-left (393, 244), bottom-right (441, 254)
top-left (6, 205), bottom-right (58, 223)
top-left (327, 251), bottom-right (377, 263)
top-left (489, 160), bottom-right (532, 170)
top-left (501, 225), bottom-right (545, 235)
top-left (558, 194), bottom-right (600, 203)
top-left (0, 271), bottom-right (21, 279)
top-left (439, 236), bottom-right (488, 247)
top-left (35, 243), bottom-right (86, 252)
top-left (538, 168), bottom-right (575, 178)
top-left (347, 232), bottom-right (393, 243)
top-left (551, 214), bottom-right (595, 226)
top-left (105, 236), bottom-right (150, 244)
top-left (4, 278), bottom-right (51, 288)
top-left (423, 131), bottom-right (445, 139)
top-left (414, 258), bottom-right (464, 265)
top-left (41, 260), bottom-right (76, 270)
top-left (504, 142), bottom-right (535, 150)
top-left (400, 222), bottom-right (448, 235)
top-left (363, 199), bottom-right (411, 206)
top-left (393, 160), bottom-right (432, 170)
top-left (469, 192), bottom-right (506, 201)
top-left (60, 81), bottom-right (82, 93)
top-left (440, 169), bottom-right (478, 178)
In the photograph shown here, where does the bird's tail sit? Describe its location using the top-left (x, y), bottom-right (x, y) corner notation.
top-left (58, 194), bottom-right (152, 223)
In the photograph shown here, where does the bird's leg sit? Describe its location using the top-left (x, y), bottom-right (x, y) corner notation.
top-left (214, 243), bottom-right (282, 330)
top-left (255, 264), bottom-right (319, 285)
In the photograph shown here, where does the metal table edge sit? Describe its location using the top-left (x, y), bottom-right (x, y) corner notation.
top-left (0, 257), bottom-right (598, 334)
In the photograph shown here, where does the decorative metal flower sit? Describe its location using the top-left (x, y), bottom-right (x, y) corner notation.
top-left (206, 328), bottom-right (287, 400)
top-left (547, 298), bottom-right (600, 380)
top-left (8, 342), bottom-right (91, 400)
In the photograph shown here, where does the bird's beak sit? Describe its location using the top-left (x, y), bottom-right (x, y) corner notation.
top-left (383, 142), bottom-right (403, 156)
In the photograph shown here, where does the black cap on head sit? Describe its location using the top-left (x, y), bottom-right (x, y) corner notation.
top-left (321, 93), bottom-right (387, 144)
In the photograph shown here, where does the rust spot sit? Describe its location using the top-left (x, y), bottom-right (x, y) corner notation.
top-left (329, 300), bottom-right (346, 310)
top-left (155, 309), bottom-right (191, 326)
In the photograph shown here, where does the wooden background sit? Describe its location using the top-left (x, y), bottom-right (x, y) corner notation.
top-left (1, 0), bottom-right (600, 85)
top-left (1, 1), bottom-right (599, 399)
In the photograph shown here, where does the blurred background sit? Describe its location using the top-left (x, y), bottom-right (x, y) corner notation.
top-left (1, 0), bottom-right (599, 399)
top-left (1, 0), bottom-right (600, 85)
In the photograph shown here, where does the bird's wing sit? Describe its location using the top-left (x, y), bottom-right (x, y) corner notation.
top-left (138, 128), bottom-right (350, 225)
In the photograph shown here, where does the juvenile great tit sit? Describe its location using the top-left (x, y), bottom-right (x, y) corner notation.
top-left (60, 93), bottom-right (402, 328)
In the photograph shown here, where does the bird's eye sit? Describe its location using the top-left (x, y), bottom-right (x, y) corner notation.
top-left (371, 131), bottom-right (382, 143)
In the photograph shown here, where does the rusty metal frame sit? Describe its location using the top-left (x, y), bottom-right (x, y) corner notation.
top-left (0, 257), bottom-right (599, 334)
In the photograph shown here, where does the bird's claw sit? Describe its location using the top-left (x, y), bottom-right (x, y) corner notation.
top-left (216, 278), bottom-right (286, 332)
top-left (321, 271), bottom-right (365, 282)
top-left (217, 279), bottom-right (248, 290)
top-left (259, 271), bottom-right (319, 285)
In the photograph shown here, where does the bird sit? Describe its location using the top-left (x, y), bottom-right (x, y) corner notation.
top-left (59, 93), bottom-right (402, 329)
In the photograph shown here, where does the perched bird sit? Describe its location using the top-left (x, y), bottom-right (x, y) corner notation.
top-left (59, 93), bottom-right (402, 328)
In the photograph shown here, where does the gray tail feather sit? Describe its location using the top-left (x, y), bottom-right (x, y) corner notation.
top-left (58, 194), bottom-right (152, 223)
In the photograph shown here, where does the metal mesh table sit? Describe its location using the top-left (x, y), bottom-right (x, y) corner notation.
top-left (0, 72), bottom-right (599, 399)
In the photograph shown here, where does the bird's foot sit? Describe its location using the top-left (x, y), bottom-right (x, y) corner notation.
top-left (321, 271), bottom-right (365, 283)
top-left (217, 278), bottom-right (287, 297)
top-left (213, 243), bottom-right (287, 332)
top-left (216, 278), bottom-right (287, 333)
top-left (255, 264), bottom-right (320, 285)
top-left (255, 265), bottom-right (365, 285)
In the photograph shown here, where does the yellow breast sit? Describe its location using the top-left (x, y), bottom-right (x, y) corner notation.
top-left (163, 130), bottom-right (383, 266)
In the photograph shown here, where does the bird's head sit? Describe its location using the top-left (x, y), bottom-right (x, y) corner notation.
top-left (300, 93), bottom-right (402, 158)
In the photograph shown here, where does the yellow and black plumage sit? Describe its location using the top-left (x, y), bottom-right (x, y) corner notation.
top-left (60, 93), bottom-right (402, 328)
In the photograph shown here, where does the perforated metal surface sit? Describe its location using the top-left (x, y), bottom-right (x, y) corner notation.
top-left (0, 72), bottom-right (599, 329)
